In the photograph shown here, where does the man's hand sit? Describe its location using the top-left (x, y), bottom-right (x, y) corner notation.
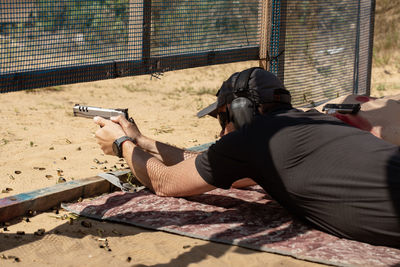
top-left (94, 116), bottom-right (127, 155)
top-left (111, 115), bottom-right (142, 145)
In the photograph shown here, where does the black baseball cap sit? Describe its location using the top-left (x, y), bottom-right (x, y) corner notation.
top-left (197, 68), bottom-right (291, 118)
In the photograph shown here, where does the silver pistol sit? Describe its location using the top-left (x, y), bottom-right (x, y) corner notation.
top-left (73, 104), bottom-right (133, 122)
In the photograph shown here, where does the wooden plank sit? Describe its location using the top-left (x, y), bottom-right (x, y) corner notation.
top-left (0, 172), bottom-right (129, 222)
top-left (259, 0), bottom-right (271, 70)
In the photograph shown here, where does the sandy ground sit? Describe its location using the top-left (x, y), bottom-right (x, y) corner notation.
top-left (0, 60), bottom-right (399, 266)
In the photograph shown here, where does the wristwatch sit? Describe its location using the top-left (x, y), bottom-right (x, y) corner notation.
top-left (112, 136), bottom-right (135, 158)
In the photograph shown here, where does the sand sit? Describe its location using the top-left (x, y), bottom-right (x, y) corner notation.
top-left (0, 60), bottom-right (399, 266)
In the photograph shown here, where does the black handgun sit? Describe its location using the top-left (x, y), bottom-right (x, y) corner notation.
top-left (322, 103), bottom-right (361, 115)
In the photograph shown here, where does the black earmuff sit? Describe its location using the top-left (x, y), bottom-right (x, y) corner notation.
top-left (227, 67), bottom-right (261, 129)
top-left (230, 97), bottom-right (256, 129)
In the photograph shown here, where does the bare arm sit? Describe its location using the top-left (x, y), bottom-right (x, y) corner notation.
top-left (94, 116), bottom-right (215, 196)
top-left (135, 135), bottom-right (199, 165)
top-left (122, 141), bottom-right (215, 196)
top-left (111, 116), bottom-right (198, 165)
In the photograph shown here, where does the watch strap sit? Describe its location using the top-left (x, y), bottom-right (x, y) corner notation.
top-left (113, 136), bottom-right (134, 158)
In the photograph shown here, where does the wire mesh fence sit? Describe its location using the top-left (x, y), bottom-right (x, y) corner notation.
top-left (0, 0), bottom-right (374, 107)
top-left (272, 0), bottom-right (375, 106)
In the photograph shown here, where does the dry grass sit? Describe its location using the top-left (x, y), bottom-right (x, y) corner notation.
top-left (373, 0), bottom-right (400, 66)
top-left (369, 0), bottom-right (400, 96)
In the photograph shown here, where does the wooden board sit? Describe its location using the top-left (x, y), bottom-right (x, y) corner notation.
top-left (259, 0), bottom-right (270, 70)
top-left (0, 171), bottom-right (130, 222)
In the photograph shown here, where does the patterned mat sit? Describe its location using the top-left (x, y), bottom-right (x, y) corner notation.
top-left (62, 186), bottom-right (400, 267)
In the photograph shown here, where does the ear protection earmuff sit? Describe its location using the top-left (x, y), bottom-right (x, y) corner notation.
top-left (227, 67), bottom-right (261, 129)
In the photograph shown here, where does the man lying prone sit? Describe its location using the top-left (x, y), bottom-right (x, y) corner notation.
top-left (94, 67), bottom-right (400, 247)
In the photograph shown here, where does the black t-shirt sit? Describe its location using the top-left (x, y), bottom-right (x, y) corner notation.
top-left (195, 108), bottom-right (400, 247)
